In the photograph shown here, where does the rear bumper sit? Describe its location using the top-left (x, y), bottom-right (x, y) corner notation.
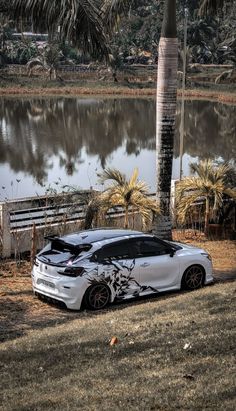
top-left (32, 268), bottom-right (88, 310)
top-left (33, 285), bottom-right (85, 310)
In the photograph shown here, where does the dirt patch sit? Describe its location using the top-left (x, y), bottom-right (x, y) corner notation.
top-left (0, 260), bottom-right (77, 343)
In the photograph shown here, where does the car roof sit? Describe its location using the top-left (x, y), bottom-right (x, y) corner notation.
top-left (60, 228), bottom-right (144, 246)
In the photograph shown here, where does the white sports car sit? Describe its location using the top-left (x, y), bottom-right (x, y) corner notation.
top-left (32, 229), bottom-right (214, 310)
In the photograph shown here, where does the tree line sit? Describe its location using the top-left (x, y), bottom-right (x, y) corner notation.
top-left (0, 1), bottom-right (235, 67)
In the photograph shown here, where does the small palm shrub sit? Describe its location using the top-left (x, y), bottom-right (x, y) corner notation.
top-left (84, 168), bottom-right (159, 230)
top-left (176, 160), bottom-right (236, 235)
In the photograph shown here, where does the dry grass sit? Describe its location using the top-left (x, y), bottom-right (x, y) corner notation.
top-left (0, 239), bottom-right (236, 410)
top-left (0, 84), bottom-right (236, 104)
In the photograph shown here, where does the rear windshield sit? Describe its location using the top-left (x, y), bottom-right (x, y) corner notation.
top-left (38, 239), bottom-right (92, 264)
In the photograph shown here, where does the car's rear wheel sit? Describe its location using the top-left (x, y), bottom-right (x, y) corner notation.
top-left (84, 283), bottom-right (110, 310)
top-left (181, 265), bottom-right (205, 290)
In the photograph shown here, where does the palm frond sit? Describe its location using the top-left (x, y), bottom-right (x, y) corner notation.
top-left (86, 167), bottom-right (159, 229)
top-left (102, 0), bottom-right (133, 30)
top-left (101, 189), bottom-right (125, 206)
top-left (132, 192), bottom-right (160, 213)
top-left (189, 160), bottom-right (236, 187)
top-left (190, 159), bottom-right (214, 179)
top-left (129, 167), bottom-right (138, 187)
top-left (129, 180), bottom-right (150, 194)
top-left (176, 159), bottom-right (236, 228)
top-left (217, 163), bottom-right (236, 186)
top-left (13, 0), bottom-right (109, 58)
top-left (224, 188), bottom-right (236, 200)
top-left (199, 0), bottom-right (224, 15)
top-left (97, 168), bottom-right (126, 186)
top-left (176, 177), bottom-right (203, 198)
top-left (176, 192), bottom-right (206, 224)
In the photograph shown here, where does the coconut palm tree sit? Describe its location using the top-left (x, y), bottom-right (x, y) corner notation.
top-left (84, 168), bottom-right (159, 230)
top-left (176, 160), bottom-right (236, 235)
top-left (153, 0), bottom-right (226, 240)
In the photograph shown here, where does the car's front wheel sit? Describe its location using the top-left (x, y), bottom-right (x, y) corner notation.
top-left (84, 283), bottom-right (110, 310)
top-left (181, 265), bottom-right (205, 290)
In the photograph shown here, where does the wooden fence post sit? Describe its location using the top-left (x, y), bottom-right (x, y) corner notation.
top-left (0, 202), bottom-right (11, 258)
top-left (31, 223), bottom-right (37, 268)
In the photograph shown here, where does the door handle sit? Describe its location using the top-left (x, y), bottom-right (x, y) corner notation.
top-left (140, 262), bottom-right (150, 267)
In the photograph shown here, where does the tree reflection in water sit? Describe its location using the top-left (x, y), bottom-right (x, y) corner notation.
top-left (0, 97), bottom-right (235, 197)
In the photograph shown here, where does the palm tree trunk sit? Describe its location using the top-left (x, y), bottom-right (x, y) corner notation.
top-left (204, 197), bottom-right (210, 235)
top-left (153, 0), bottom-right (178, 240)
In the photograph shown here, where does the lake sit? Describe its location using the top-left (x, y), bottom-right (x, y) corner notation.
top-left (0, 97), bottom-right (235, 200)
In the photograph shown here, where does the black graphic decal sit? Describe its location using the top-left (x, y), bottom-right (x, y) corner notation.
top-left (87, 258), bottom-right (158, 299)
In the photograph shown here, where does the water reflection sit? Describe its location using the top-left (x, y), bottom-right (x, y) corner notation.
top-left (176, 100), bottom-right (236, 162)
top-left (0, 97), bottom-right (235, 198)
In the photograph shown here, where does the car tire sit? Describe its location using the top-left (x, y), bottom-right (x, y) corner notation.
top-left (83, 283), bottom-right (110, 310)
top-left (181, 265), bottom-right (205, 290)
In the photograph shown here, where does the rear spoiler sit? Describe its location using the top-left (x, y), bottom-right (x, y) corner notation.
top-left (44, 235), bottom-right (92, 252)
top-left (44, 235), bottom-right (60, 241)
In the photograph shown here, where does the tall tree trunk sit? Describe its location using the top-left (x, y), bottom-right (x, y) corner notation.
top-left (153, 0), bottom-right (178, 240)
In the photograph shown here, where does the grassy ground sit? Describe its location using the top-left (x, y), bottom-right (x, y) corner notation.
top-left (0, 239), bottom-right (236, 410)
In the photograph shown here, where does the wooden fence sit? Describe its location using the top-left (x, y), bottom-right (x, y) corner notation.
top-left (0, 190), bottom-right (156, 258)
top-left (0, 182), bottom-right (181, 258)
top-left (0, 191), bottom-right (93, 258)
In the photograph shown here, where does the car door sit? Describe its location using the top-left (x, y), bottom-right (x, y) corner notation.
top-left (131, 238), bottom-right (180, 292)
top-left (96, 240), bottom-right (140, 299)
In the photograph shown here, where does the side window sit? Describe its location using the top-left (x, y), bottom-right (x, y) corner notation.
top-left (132, 239), bottom-right (170, 258)
top-left (98, 242), bottom-right (133, 262)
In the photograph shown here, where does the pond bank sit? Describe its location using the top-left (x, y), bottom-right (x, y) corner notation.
top-left (0, 85), bottom-right (236, 104)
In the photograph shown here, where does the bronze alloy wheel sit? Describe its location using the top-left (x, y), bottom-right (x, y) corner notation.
top-left (182, 265), bottom-right (205, 290)
top-left (85, 284), bottom-right (110, 310)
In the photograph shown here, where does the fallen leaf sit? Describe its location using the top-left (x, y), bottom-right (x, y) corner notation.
top-left (110, 336), bottom-right (118, 346)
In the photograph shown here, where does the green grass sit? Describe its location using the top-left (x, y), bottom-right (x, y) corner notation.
top-left (0, 281), bottom-right (236, 411)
